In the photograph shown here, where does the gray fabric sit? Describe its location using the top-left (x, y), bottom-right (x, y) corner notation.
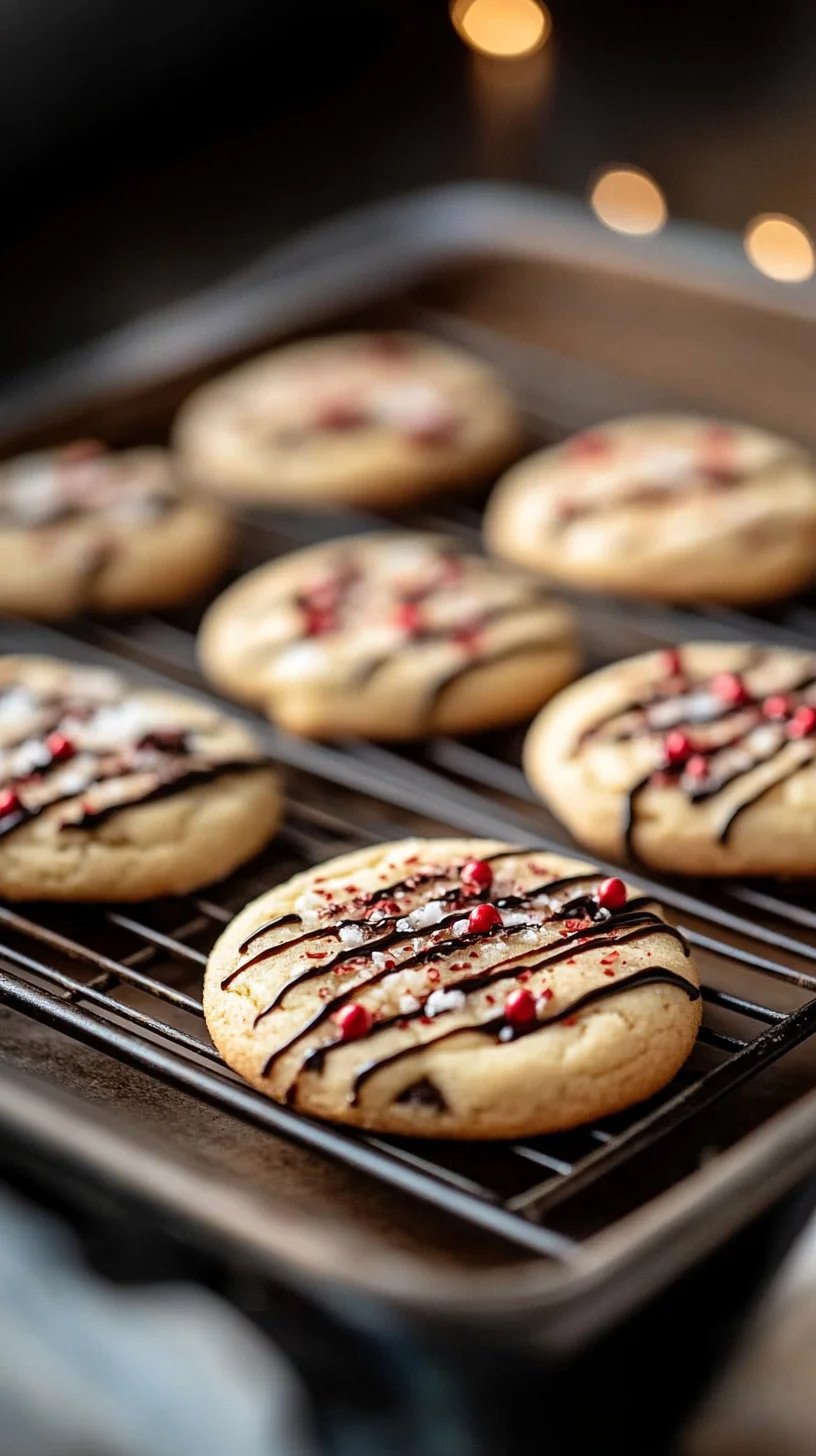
top-left (0, 1188), bottom-right (317, 1456)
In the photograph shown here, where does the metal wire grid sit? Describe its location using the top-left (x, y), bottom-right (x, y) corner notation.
top-left (4, 303), bottom-right (816, 1262)
top-left (2, 617), bottom-right (816, 1264)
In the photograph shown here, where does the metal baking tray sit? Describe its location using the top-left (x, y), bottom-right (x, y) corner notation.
top-left (2, 183), bottom-right (816, 1351)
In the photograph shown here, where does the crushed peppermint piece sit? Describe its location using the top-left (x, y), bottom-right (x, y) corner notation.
top-left (425, 987), bottom-right (466, 1017)
top-left (338, 924), bottom-right (366, 947)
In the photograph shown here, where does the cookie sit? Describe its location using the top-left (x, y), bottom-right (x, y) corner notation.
top-left (0, 440), bottom-right (233, 618)
top-left (203, 838), bottom-right (701, 1139)
top-left (197, 532), bottom-right (578, 739)
top-left (484, 415), bottom-right (816, 603)
top-left (524, 642), bottom-right (816, 877)
top-left (173, 331), bottom-right (521, 508)
top-left (0, 656), bottom-right (281, 900)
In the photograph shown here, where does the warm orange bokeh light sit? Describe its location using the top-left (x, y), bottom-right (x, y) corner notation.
top-left (450, 0), bottom-right (551, 58)
top-left (589, 167), bottom-right (667, 237)
top-left (744, 214), bottom-right (815, 282)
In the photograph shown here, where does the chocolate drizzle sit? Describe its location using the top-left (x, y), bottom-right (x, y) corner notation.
top-left (581, 652), bottom-right (816, 862)
top-left (242, 541), bottom-right (567, 727)
top-left (231, 846), bottom-right (693, 1109)
top-left (0, 682), bottom-right (267, 842)
top-left (552, 466), bottom-right (745, 529)
top-left (349, 968), bottom-right (700, 1106)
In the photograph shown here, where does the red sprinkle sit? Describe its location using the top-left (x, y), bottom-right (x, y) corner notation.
top-left (603, 969), bottom-right (616, 977)
top-left (60, 437), bottom-right (105, 464)
top-left (660, 648), bottom-right (683, 678)
top-left (304, 605), bottom-right (336, 637)
top-left (460, 859), bottom-right (493, 894)
top-left (315, 400), bottom-right (365, 431)
top-left (333, 1003), bottom-right (371, 1040)
top-left (369, 332), bottom-right (412, 359)
top-left (46, 733), bottom-right (75, 763)
top-left (664, 730), bottom-right (692, 767)
top-left (394, 601), bottom-right (422, 635)
top-left (711, 672), bottom-right (750, 708)
top-left (596, 877), bottom-right (627, 912)
top-left (467, 903), bottom-right (502, 934)
top-left (538, 987), bottom-right (554, 1002)
top-left (787, 705), bottom-right (816, 739)
top-left (763, 694), bottom-right (791, 720)
top-left (504, 988), bottom-right (537, 1026)
top-left (567, 430), bottom-right (608, 460)
top-left (0, 789), bottom-right (21, 817)
top-left (685, 754), bottom-right (709, 781)
top-left (562, 1016), bottom-right (577, 1027)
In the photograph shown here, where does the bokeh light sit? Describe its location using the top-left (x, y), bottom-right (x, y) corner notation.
top-left (744, 214), bottom-right (815, 282)
top-left (450, 0), bottom-right (551, 58)
top-left (589, 167), bottom-right (668, 237)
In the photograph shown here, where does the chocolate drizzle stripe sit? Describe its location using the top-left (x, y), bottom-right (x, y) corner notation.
top-left (233, 850), bottom-right (580, 955)
top-left (241, 870), bottom-right (616, 1011)
top-left (0, 492), bottom-right (179, 532)
top-left (0, 757), bottom-right (267, 841)
top-left (423, 636), bottom-right (574, 723)
top-left (583, 658), bottom-right (816, 861)
top-left (716, 754), bottom-right (814, 843)
top-left (347, 968), bottom-right (701, 1106)
top-left (291, 918), bottom-right (690, 1094)
top-left (348, 600), bottom-right (560, 691)
top-left (266, 909), bottom-right (683, 1084)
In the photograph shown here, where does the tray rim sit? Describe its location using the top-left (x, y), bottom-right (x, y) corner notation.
top-left (1, 1056), bottom-right (814, 1352)
top-left (2, 179), bottom-right (816, 440)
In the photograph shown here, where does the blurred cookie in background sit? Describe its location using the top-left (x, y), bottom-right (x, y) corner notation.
top-left (484, 415), bottom-right (816, 604)
top-left (524, 641), bottom-right (816, 877)
top-left (0, 440), bottom-right (233, 618)
top-left (198, 531), bottom-right (578, 739)
top-left (173, 331), bottom-right (521, 508)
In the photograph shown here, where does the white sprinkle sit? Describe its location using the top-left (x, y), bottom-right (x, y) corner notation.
top-left (396, 918), bottom-right (412, 933)
top-left (425, 987), bottom-right (466, 1017)
top-left (747, 724), bottom-right (782, 756)
top-left (272, 642), bottom-right (329, 682)
top-left (406, 899), bottom-right (448, 930)
top-left (535, 996), bottom-right (552, 1016)
top-left (498, 1026), bottom-right (515, 1042)
top-left (453, 918), bottom-right (470, 936)
top-left (399, 993), bottom-right (421, 1014)
top-left (0, 688), bottom-right (38, 727)
top-left (75, 700), bottom-right (158, 749)
top-left (524, 929), bottom-right (540, 943)
top-left (501, 911), bottom-right (530, 927)
top-left (339, 924), bottom-right (365, 947)
top-left (369, 381), bottom-right (452, 431)
top-left (2, 454), bottom-right (61, 523)
top-left (11, 738), bottom-right (52, 776)
top-left (372, 952), bottom-right (391, 970)
top-left (55, 768), bottom-right (91, 797)
top-left (296, 889), bottom-right (326, 915)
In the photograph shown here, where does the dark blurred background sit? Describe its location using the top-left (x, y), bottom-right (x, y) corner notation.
top-left (3, 0), bottom-right (816, 381)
